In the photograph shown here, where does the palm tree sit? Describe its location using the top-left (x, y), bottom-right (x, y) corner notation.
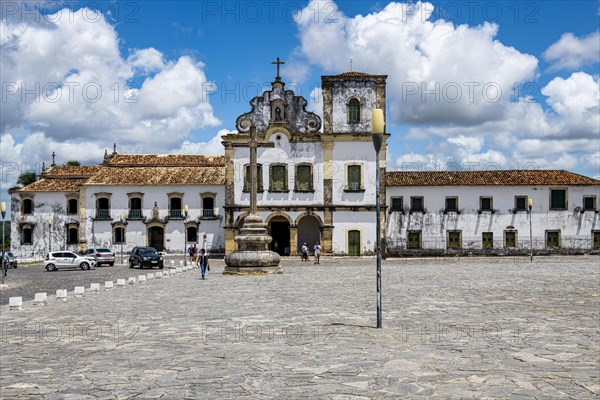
top-left (65, 160), bottom-right (80, 166)
top-left (16, 172), bottom-right (36, 187)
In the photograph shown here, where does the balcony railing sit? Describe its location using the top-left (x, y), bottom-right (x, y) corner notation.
top-left (202, 209), bottom-right (215, 218)
top-left (169, 209), bottom-right (183, 219)
top-left (128, 209), bottom-right (143, 220)
top-left (96, 209), bottom-right (110, 219)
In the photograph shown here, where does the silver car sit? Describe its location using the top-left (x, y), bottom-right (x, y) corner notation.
top-left (83, 248), bottom-right (116, 267)
top-left (44, 251), bottom-right (95, 271)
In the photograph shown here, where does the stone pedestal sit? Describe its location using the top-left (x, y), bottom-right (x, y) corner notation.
top-left (224, 214), bottom-right (282, 275)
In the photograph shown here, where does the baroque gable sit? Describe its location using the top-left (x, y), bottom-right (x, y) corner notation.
top-left (235, 81), bottom-right (321, 135)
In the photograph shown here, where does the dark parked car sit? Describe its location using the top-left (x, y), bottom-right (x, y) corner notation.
top-left (129, 246), bottom-right (164, 269)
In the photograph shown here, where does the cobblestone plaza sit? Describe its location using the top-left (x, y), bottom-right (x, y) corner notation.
top-left (1, 256), bottom-right (598, 399)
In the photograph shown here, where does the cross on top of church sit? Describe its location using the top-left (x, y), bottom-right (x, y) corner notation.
top-left (271, 57), bottom-right (285, 81)
top-left (51, 151), bottom-right (56, 166)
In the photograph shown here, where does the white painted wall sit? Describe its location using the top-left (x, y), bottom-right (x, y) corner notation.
top-left (332, 211), bottom-right (377, 256)
top-left (233, 133), bottom-right (325, 206)
top-left (331, 142), bottom-right (378, 206)
top-left (386, 185), bottom-right (600, 250)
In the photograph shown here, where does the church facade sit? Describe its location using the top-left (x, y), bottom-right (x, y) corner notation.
top-left (9, 71), bottom-right (600, 258)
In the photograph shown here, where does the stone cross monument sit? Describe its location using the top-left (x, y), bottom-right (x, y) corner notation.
top-left (224, 125), bottom-right (283, 274)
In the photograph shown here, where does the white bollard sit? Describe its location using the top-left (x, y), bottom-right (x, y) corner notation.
top-left (9, 297), bottom-right (23, 311)
top-left (155, 271), bottom-right (162, 278)
top-left (74, 286), bottom-right (85, 297)
top-left (105, 281), bottom-right (114, 290)
top-left (117, 279), bottom-right (126, 287)
top-left (138, 275), bottom-right (146, 283)
top-left (170, 269), bottom-right (176, 276)
top-left (90, 283), bottom-right (100, 293)
top-left (128, 277), bottom-right (136, 285)
top-left (170, 260), bottom-right (175, 266)
top-left (147, 273), bottom-right (154, 279)
top-left (56, 289), bottom-right (67, 301)
top-left (34, 292), bottom-right (47, 305)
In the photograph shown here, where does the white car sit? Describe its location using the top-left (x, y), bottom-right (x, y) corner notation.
top-left (44, 251), bottom-right (95, 271)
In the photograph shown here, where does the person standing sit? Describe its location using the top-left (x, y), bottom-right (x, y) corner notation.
top-left (301, 243), bottom-right (309, 262)
top-left (187, 244), bottom-right (194, 263)
top-left (192, 244), bottom-right (198, 263)
top-left (313, 242), bottom-right (321, 264)
top-left (197, 249), bottom-right (209, 280)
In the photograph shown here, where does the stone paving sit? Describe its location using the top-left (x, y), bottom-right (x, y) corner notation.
top-left (0, 256), bottom-right (598, 399)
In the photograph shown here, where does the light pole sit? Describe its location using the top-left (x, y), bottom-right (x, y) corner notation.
top-left (528, 198), bottom-right (533, 262)
top-left (372, 109), bottom-right (384, 329)
top-left (183, 204), bottom-right (189, 266)
top-left (119, 213), bottom-right (124, 265)
top-left (48, 218), bottom-right (52, 254)
top-left (1, 202), bottom-right (6, 283)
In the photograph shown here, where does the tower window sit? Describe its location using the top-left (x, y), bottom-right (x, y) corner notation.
top-left (348, 98), bottom-right (360, 123)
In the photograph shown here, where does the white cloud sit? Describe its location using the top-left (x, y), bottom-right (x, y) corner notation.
top-left (543, 31), bottom-right (600, 71)
top-left (296, 1), bottom-right (599, 177)
top-left (1, 7), bottom-right (220, 152)
top-left (295, 1), bottom-right (538, 126)
top-left (171, 129), bottom-right (233, 155)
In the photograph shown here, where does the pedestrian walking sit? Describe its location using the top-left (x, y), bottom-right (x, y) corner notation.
top-left (197, 249), bottom-right (209, 280)
top-left (313, 242), bottom-right (321, 264)
top-left (187, 244), bottom-right (194, 263)
top-left (192, 244), bottom-right (198, 263)
top-left (301, 243), bottom-right (309, 262)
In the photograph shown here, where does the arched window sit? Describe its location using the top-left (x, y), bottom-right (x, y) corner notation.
top-left (21, 226), bottom-right (33, 245)
top-left (67, 227), bottom-right (78, 245)
top-left (169, 197), bottom-right (183, 219)
top-left (202, 197), bottom-right (215, 218)
top-left (244, 163), bottom-right (263, 192)
top-left (187, 226), bottom-right (198, 242)
top-left (114, 226), bottom-right (125, 244)
top-left (348, 98), bottom-right (360, 123)
top-left (96, 198), bottom-right (110, 219)
top-left (129, 197), bottom-right (143, 219)
top-left (295, 164), bottom-right (313, 191)
top-left (67, 198), bottom-right (78, 214)
top-left (23, 199), bottom-right (33, 214)
top-left (269, 164), bottom-right (288, 191)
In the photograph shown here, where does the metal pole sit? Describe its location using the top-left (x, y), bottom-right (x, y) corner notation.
top-left (529, 204), bottom-right (533, 262)
top-left (121, 241), bottom-right (123, 265)
top-left (372, 133), bottom-right (383, 329)
top-left (2, 211), bottom-right (5, 283)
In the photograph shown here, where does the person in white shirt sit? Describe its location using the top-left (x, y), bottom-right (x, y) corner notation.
top-left (301, 243), bottom-right (309, 262)
top-left (313, 242), bottom-right (321, 264)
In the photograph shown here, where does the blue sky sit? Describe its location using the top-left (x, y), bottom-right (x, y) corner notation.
top-left (1, 0), bottom-right (599, 201)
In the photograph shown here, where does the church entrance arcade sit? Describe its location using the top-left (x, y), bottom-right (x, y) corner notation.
top-left (268, 216), bottom-right (290, 256)
top-left (297, 214), bottom-right (321, 255)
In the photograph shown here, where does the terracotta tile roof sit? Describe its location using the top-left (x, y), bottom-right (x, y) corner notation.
top-left (43, 166), bottom-right (102, 178)
top-left (19, 178), bottom-right (89, 192)
top-left (336, 71), bottom-right (374, 77)
top-left (107, 154), bottom-right (225, 167)
top-left (86, 166), bottom-right (225, 185)
top-left (386, 170), bottom-right (600, 186)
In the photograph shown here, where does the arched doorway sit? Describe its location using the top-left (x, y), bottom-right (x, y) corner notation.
top-left (148, 226), bottom-right (165, 251)
top-left (297, 215), bottom-right (321, 254)
top-left (268, 216), bottom-right (290, 256)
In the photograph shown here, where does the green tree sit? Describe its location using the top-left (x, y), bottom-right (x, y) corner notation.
top-left (16, 172), bottom-right (37, 187)
top-left (65, 160), bottom-right (80, 166)
top-left (8, 186), bottom-right (21, 194)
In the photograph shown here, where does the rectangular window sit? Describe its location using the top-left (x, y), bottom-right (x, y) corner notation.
top-left (407, 231), bottom-right (421, 249)
top-left (347, 165), bottom-right (361, 191)
top-left (114, 227), bottom-right (125, 244)
top-left (550, 189), bottom-right (567, 210)
top-left (480, 197), bottom-right (493, 211)
top-left (445, 197), bottom-right (458, 212)
top-left (546, 230), bottom-right (561, 248)
top-left (21, 228), bottom-right (33, 245)
top-left (447, 231), bottom-right (462, 249)
top-left (390, 197), bottom-right (403, 212)
top-left (583, 196), bottom-right (596, 210)
top-left (410, 197), bottom-right (424, 212)
top-left (504, 231), bottom-right (517, 248)
top-left (593, 231), bottom-right (600, 249)
top-left (23, 199), bottom-right (33, 214)
top-left (270, 165), bottom-right (287, 191)
top-left (67, 228), bottom-right (78, 245)
top-left (482, 232), bottom-right (493, 249)
top-left (244, 164), bottom-right (263, 192)
top-left (515, 196), bottom-right (528, 211)
top-left (295, 165), bottom-right (313, 191)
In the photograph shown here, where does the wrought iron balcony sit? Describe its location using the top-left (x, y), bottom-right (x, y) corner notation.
top-left (169, 209), bottom-right (183, 219)
top-left (202, 209), bottom-right (215, 218)
top-left (128, 209), bottom-right (143, 220)
top-left (96, 209), bottom-right (110, 220)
